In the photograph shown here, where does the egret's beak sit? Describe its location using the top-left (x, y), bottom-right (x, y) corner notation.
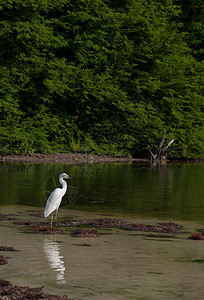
top-left (66, 175), bottom-right (73, 179)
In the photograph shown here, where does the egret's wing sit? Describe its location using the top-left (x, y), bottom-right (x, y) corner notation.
top-left (44, 176), bottom-right (79, 209)
top-left (44, 188), bottom-right (62, 218)
top-left (44, 175), bottom-right (79, 207)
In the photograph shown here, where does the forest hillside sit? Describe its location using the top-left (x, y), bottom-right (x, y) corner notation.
top-left (0, 0), bottom-right (203, 158)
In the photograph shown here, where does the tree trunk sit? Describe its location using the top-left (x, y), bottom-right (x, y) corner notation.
top-left (150, 131), bottom-right (174, 163)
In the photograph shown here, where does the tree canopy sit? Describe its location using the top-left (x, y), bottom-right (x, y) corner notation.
top-left (0, 0), bottom-right (203, 158)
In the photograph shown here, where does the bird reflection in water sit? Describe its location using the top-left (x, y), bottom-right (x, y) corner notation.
top-left (43, 238), bottom-right (66, 284)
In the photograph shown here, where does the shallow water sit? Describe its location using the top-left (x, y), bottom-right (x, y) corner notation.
top-left (1, 206), bottom-right (204, 300)
top-left (0, 162), bottom-right (204, 299)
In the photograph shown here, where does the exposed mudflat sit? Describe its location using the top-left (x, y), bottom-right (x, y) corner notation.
top-left (2, 153), bottom-right (148, 164)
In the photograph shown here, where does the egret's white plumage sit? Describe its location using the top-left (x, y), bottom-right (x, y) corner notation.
top-left (44, 173), bottom-right (71, 224)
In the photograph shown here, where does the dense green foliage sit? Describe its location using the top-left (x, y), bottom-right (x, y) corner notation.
top-left (0, 0), bottom-right (203, 158)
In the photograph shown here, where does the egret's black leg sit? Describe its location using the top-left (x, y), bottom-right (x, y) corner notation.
top-left (50, 213), bottom-right (53, 228)
top-left (55, 210), bottom-right (58, 226)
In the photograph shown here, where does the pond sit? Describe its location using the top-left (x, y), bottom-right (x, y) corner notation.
top-left (0, 161), bottom-right (204, 299)
top-left (0, 161), bottom-right (204, 221)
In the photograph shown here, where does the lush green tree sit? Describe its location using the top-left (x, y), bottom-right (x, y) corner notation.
top-left (175, 0), bottom-right (204, 61)
top-left (0, 0), bottom-right (203, 158)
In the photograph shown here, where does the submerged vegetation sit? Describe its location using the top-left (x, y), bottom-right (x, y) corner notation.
top-left (0, 0), bottom-right (203, 158)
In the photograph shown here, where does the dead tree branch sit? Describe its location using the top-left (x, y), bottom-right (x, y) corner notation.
top-left (158, 130), bottom-right (166, 151)
top-left (150, 131), bottom-right (175, 163)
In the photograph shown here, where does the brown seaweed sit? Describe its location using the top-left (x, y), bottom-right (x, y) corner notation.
top-left (0, 246), bottom-right (18, 252)
top-left (0, 255), bottom-right (8, 265)
top-left (188, 232), bottom-right (203, 240)
top-left (0, 279), bottom-right (70, 299)
top-left (0, 213), bottom-right (17, 222)
top-left (71, 228), bottom-right (98, 237)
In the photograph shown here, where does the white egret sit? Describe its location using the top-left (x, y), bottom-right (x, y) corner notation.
top-left (44, 173), bottom-right (72, 227)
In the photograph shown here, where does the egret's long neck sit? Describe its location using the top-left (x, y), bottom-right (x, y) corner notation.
top-left (59, 177), bottom-right (67, 196)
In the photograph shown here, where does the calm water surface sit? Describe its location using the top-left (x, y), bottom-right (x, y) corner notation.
top-left (0, 161), bottom-right (203, 222)
top-left (0, 161), bottom-right (204, 300)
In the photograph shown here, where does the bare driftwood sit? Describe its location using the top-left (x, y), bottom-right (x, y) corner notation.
top-left (150, 130), bottom-right (175, 163)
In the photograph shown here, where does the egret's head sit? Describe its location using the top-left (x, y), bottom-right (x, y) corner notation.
top-left (60, 173), bottom-right (72, 179)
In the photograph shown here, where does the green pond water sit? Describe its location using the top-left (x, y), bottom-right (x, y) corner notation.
top-left (0, 161), bottom-right (204, 300)
top-left (0, 162), bottom-right (204, 221)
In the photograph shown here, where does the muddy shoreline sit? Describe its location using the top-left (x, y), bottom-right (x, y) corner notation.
top-left (1, 209), bottom-right (204, 299)
top-left (2, 153), bottom-right (148, 164)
